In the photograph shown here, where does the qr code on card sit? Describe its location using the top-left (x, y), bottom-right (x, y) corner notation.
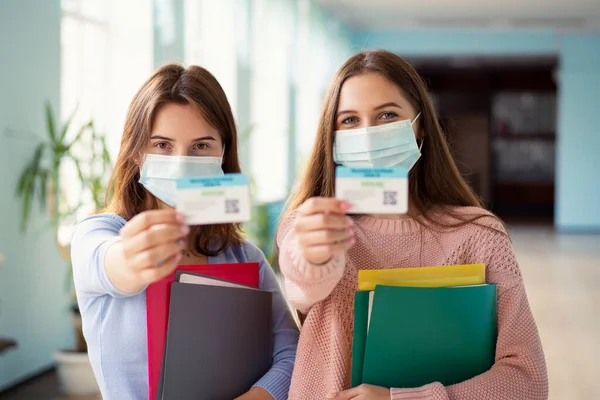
top-left (383, 191), bottom-right (397, 205)
top-left (225, 199), bottom-right (240, 214)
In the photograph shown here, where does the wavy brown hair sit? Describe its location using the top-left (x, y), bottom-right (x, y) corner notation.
top-left (282, 50), bottom-right (497, 232)
top-left (105, 64), bottom-right (243, 255)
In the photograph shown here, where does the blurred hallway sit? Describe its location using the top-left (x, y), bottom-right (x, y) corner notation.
top-left (509, 226), bottom-right (600, 400)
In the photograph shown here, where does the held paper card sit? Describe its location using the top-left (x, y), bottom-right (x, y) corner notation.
top-left (335, 166), bottom-right (408, 214)
top-left (176, 174), bottom-right (251, 225)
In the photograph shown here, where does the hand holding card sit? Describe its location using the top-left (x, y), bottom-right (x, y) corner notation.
top-left (105, 209), bottom-right (188, 294)
top-left (176, 173), bottom-right (251, 225)
top-left (294, 197), bottom-right (355, 265)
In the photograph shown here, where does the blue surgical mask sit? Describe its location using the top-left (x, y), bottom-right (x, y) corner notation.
top-left (333, 113), bottom-right (422, 169)
top-left (139, 153), bottom-right (224, 207)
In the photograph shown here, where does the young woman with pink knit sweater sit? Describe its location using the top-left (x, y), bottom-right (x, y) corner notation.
top-left (276, 50), bottom-right (548, 400)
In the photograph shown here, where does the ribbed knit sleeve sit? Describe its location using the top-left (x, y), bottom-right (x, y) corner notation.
top-left (277, 212), bottom-right (346, 314)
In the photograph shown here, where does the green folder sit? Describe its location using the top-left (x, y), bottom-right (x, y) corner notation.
top-left (351, 291), bottom-right (370, 386)
top-left (353, 284), bottom-right (497, 388)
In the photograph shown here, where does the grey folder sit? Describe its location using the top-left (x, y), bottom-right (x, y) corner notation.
top-left (159, 282), bottom-right (273, 400)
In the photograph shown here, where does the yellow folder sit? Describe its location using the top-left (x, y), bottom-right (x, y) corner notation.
top-left (357, 263), bottom-right (486, 291)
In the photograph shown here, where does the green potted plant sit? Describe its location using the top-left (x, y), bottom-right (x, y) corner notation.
top-left (16, 102), bottom-right (112, 396)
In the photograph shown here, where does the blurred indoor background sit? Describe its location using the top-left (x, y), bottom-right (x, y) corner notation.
top-left (0, 0), bottom-right (598, 399)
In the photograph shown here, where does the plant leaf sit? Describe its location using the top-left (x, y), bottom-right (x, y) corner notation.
top-left (31, 142), bottom-right (46, 173)
top-left (16, 163), bottom-right (33, 197)
top-left (17, 142), bottom-right (48, 231)
top-left (30, 143), bottom-right (48, 213)
top-left (100, 135), bottom-right (111, 165)
top-left (67, 120), bottom-right (93, 150)
top-left (72, 158), bottom-right (86, 192)
top-left (38, 169), bottom-right (48, 210)
top-left (47, 167), bottom-right (60, 221)
top-left (45, 101), bottom-right (57, 142)
top-left (20, 169), bottom-right (35, 231)
top-left (16, 143), bottom-right (45, 196)
top-left (60, 106), bottom-right (78, 141)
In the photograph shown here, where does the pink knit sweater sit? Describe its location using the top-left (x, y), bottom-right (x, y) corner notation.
top-left (277, 207), bottom-right (548, 400)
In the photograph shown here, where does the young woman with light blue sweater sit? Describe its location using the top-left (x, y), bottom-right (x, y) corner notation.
top-left (71, 64), bottom-right (299, 400)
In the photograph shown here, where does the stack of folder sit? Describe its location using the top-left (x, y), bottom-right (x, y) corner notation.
top-left (352, 264), bottom-right (498, 389)
top-left (146, 263), bottom-right (273, 400)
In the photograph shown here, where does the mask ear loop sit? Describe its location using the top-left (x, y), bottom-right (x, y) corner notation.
top-left (411, 112), bottom-right (422, 125)
top-left (411, 112), bottom-right (424, 151)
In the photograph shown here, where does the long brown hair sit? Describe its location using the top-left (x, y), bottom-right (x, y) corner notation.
top-left (282, 50), bottom-right (495, 231)
top-left (105, 64), bottom-right (243, 255)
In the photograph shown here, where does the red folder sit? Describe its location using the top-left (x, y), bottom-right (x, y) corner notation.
top-left (146, 263), bottom-right (260, 400)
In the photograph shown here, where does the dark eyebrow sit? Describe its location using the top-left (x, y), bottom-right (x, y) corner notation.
top-left (336, 109), bottom-right (356, 118)
top-left (150, 135), bottom-right (173, 141)
top-left (150, 135), bottom-right (216, 141)
top-left (336, 102), bottom-right (403, 118)
top-left (374, 102), bottom-right (402, 110)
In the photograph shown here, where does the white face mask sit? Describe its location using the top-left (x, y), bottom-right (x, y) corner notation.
top-left (333, 113), bottom-right (422, 169)
top-left (139, 153), bottom-right (224, 207)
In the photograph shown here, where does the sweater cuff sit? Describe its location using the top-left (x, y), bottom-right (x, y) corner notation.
top-left (285, 232), bottom-right (345, 283)
top-left (253, 370), bottom-right (290, 400)
top-left (391, 382), bottom-right (447, 399)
